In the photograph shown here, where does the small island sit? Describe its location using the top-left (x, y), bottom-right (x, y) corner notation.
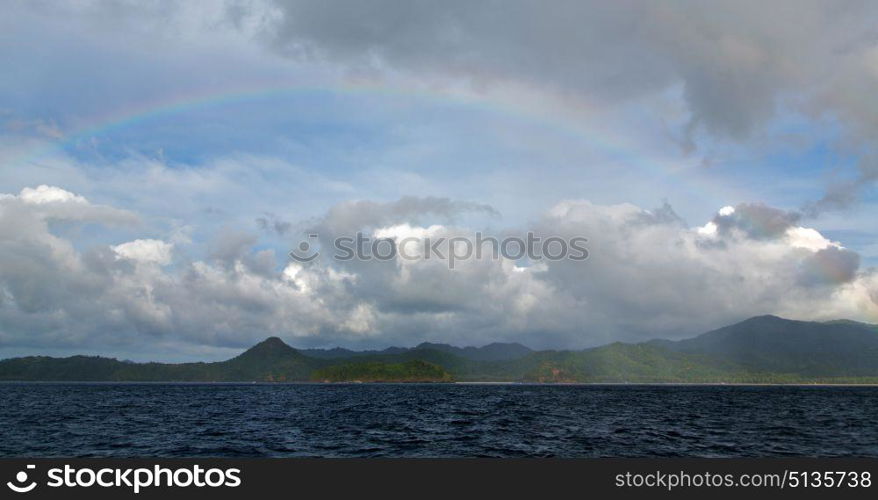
top-left (312, 360), bottom-right (453, 383)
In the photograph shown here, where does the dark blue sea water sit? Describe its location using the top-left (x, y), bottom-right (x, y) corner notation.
top-left (1, 383), bottom-right (876, 458)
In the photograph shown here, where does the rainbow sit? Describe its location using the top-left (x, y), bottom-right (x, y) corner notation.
top-left (11, 78), bottom-right (740, 208)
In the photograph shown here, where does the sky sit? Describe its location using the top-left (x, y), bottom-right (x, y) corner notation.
top-left (0, 0), bottom-right (877, 361)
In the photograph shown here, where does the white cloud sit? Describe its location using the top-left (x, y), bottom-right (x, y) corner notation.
top-left (342, 303), bottom-right (377, 334)
top-left (112, 239), bottom-right (174, 265)
top-left (19, 185), bottom-right (87, 205)
top-left (373, 223), bottom-right (444, 241)
top-left (696, 221), bottom-right (718, 237)
top-left (784, 226), bottom-right (839, 251)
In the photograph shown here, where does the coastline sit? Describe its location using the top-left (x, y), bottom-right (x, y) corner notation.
top-left (2, 380), bottom-right (878, 386)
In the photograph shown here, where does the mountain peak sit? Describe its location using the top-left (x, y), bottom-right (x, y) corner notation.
top-left (257, 336), bottom-right (289, 348)
top-left (234, 336), bottom-right (298, 362)
top-left (743, 314), bottom-right (788, 323)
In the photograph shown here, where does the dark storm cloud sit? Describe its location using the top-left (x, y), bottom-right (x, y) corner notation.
top-left (802, 154), bottom-right (878, 216)
top-left (713, 203), bottom-right (801, 240)
top-left (798, 246), bottom-right (860, 286)
top-left (242, 0), bottom-right (878, 210)
top-left (310, 196), bottom-right (499, 237)
top-left (249, 1), bottom-right (876, 137)
top-left (256, 212), bottom-right (293, 235)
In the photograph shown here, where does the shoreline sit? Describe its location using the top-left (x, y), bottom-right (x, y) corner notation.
top-left (2, 380), bottom-right (878, 386)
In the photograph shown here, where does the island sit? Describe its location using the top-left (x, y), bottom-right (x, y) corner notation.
top-left (1, 315), bottom-right (878, 384)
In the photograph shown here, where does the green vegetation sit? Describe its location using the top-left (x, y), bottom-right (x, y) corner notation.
top-left (2, 316), bottom-right (878, 383)
top-left (0, 337), bottom-right (325, 383)
top-left (520, 343), bottom-right (736, 383)
top-left (312, 360), bottom-right (453, 382)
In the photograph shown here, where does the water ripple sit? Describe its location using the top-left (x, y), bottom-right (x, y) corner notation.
top-left (1, 383), bottom-right (877, 457)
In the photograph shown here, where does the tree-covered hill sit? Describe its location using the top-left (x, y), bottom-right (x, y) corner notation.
top-left (2, 316), bottom-right (878, 383)
top-left (312, 360), bottom-right (453, 382)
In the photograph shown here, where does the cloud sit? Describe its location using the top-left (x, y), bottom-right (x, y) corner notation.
top-left (112, 239), bottom-right (174, 265)
top-left (5, 1), bottom-right (876, 219)
top-left (235, 0), bottom-right (878, 209)
top-left (247, 1), bottom-right (874, 136)
top-left (310, 196), bottom-right (499, 238)
top-left (798, 246), bottom-right (860, 286)
top-left (18, 184), bottom-right (87, 204)
top-left (2, 2), bottom-right (878, 355)
top-left (0, 185), bottom-right (137, 225)
top-left (802, 153), bottom-right (878, 216)
top-left (3, 186), bottom-right (875, 359)
top-left (256, 213), bottom-right (293, 235)
top-left (0, 186), bottom-right (142, 348)
top-left (710, 203), bottom-right (801, 240)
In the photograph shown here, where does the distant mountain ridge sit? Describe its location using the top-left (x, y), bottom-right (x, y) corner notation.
top-left (2, 315), bottom-right (878, 383)
top-left (299, 346), bottom-right (408, 359)
top-left (301, 341), bottom-right (532, 362)
top-left (414, 342), bottom-right (533, 361)
top-left (656, 315), bottom-right (878, 377)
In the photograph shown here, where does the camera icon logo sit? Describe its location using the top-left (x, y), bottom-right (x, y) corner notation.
top-left (289, 233), bottom-right (320, 262)
top-left (7, 464), bottom-right (37, 493)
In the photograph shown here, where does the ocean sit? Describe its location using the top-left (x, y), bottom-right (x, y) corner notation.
top-left (1, 383), bottom-right (876, 457)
